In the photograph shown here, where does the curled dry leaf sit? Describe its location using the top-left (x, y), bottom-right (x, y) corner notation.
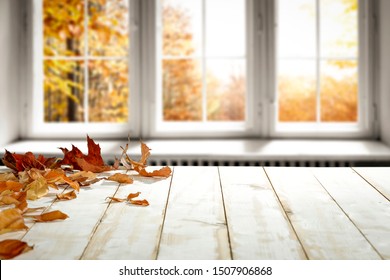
top-left (56, 190), bottom-right (77, 200)
top-left (106, 197), bottom-right (126, 203)
top-left (0, 172), bottom-right (18, 182)
top-left (0, 181), bottom-right (24, 193)
top-left (44, 169), bottom-right (80, 192)
top-left (0, 191), bottom-right (27, 213)
top-left (137, 166), bottom-right (172, 178)
top-left (2, 150), bottom-right (59, 172)
top-left (0, 208), bottom-right (28, 235)
top-left (127, 192), bottom-right (149, 207)
top-left (0, 239), bottom-right (33, 260)
top-left (106, 173), bottom-right (133, 184)
top-left (25, 177), bottom-right (49, 201)
top-left (31, 210), bottom-right (69, 222)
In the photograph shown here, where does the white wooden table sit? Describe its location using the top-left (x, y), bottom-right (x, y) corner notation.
top-left (2, 166), bottom-right (390, 260)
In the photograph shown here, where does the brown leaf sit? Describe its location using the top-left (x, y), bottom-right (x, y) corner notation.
top-left (56, 190), bottom-right (77, 200)
top-left (0, 172), bottom-right (18, 182)
top-left (106, 173), bottom-right (133, 184)
top-left (137, 166), bottom-right (172, 178)
top-left (120, 141), bottom-right (151, 170)
top-left (106, 197), bottom-right (126, 203)
top-left (0, 181), bottom-right (24, 193)
top-left (32, 210), bottom-right (69, 222)
top-left (127, 192), bottom-right (149, 207)
top-left (2, 150), bottom-right (59, 172)
top-left (44, 169), bottom-right (80, 192)
top-left (0, 239), bottom-right (33, 259)
top-left (59, 135), bottom-right (113, 173)
top-left (25, 177), bottom-right (49, 200)
top-left (0, 208), bottom-right (28, 234)
top-left (76, 158), bottom-right (112, 173)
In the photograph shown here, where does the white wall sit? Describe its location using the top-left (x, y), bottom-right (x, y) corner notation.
top-left (0, 0), bottom-right (22, 146)
top-left (379, 0), bottom-right (390, 145)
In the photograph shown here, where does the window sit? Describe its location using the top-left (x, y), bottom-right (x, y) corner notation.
top-left (272, 0), bottom-right (373, 137)
top-left (149, 0), bottom-right (252, 137)
top-left (29, 0), bottom-right (139, 138)
top-left (26, 0), bottom-right (375, 139)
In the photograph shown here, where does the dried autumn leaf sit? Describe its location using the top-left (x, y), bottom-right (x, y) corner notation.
top-left (2, 150), bottom-right (59, 172)
top-left (31, 210), bottom-right (69, 222)
top-left (0, 172), bottom-right (18, 182)
top-left (25, 177), bottom-right (48, 200)
top-left (127, 192), bottom-right (149, 207)
top-left (106, 196), bottom-right (126, 203)
top-left (0, 239), bottom-right (33, 260)
top-left (0, 208), bottom-right (28, 234)
top-left (56, 190), bottom-right (77, 200)
top-left (136, 166), bottom-right (172, 178)
top-left (59, 135), bottom-right (113, 173)
top-left (0, 181), bottom-right (24, 193)
top-left (120, 141), bottom-right (151, 170)
top-left (44, 169), bottom-right (80, 192)
top-left (67, 171), bottom-right (97, 182)
top-left (106, 173), bottom-right (133, 184)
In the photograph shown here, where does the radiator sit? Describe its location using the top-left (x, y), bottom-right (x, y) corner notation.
top-left (147, 158), bottom-right (390, 167)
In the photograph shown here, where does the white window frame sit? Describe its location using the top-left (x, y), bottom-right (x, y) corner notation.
top-left (23, 0), bottom-right (377, 140)
top-left (141, 0), bottom-right (262, 138)
top-left (24, 0), bottom-right (141, 139)
top-left (268, 0), bottom-right (377, 139)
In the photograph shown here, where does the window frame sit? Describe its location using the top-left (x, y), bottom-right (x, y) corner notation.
top-left (141, 0), bottom-right (261, 138)
top-left (268, 0), bottom-right (377, 139)
top-left (25, 0), bottom-right (141, 139)
top-left (23, 0), bottom-right (377, 140)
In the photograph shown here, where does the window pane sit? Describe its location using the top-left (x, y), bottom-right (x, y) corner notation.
top-left (162, 0), bottom-right (202, 57)
top-left (162, 59), bottom-right (202, 121)
top-left (88, 0), bottom-right (129, 56)
top-left (43, 0), bottom-right (85, 56)
top-left (278, 60), bottom-right (316, 122)
top-left (321, 0), bottom-right (358, 57)
top-left (207, 59), bottom-right (246, 121)
top-left (88, 60), bottom-right (129, 122)
top-left (206, 0), bottom-right (245, 57)
top-left (278, 0), bottom-right (316, 58)
top-left (320, 60), bottom-right (358, 122)
top-left (44, 60), bottom-right (85, 122)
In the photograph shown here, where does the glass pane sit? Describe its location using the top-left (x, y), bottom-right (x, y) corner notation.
top-left (44, 60), bottom-right (85, 122)
top-left (206, 0), bottom-right (245, 57)
top-left (320, 60), bottom-right (358, 122)
top-left (43, 0), bottom-right (85, 56)
top-left (321, 0), bottom-right (358, 57)
top-left (207, 59), bottom-right (246, 121)
top-left (162, 0), bottom-right (202, 57)
top-left (88, 60), bottom-right (129, 122)
top-left (88, 0), bottom-right (129, 56)
top-left (162, 59), bottom-right (202, 121)
top-left (278, 60), bottom-right (316, 122)
top-left (278, 0), bottom-right (316, 58)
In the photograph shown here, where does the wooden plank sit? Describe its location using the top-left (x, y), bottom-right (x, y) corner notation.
top-left (353, 167), bottom-right (390, 201)
top-left (219, 167), bottom-right (306, 259)
top-left (157, 166), bottom-right (230, 260)
top-left (14, 174), bottom-right (120, 259)
top-left (81, 169), bottom-right (172, 259)
top-left (264, 167), bottom-right (381, 260)
top-left (312, 167), bottom-right (390, 259)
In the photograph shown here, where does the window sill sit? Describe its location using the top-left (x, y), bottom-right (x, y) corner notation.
top-left (1, 139), bottom-right (390, 166)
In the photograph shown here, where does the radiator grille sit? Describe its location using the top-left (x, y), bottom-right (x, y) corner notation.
top-left (147, 158), bottom-right (390, 167)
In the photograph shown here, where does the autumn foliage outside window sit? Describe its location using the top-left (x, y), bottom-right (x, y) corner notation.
top-left (43, 0), bottom-right (130, 123)
top-left (277, 0), bottom-right (359, 123)
top-left (161, 0), bottom-right (246, 122)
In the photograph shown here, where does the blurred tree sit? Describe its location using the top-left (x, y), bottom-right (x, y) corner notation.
top-left (43, 0), bottom-right (129, 123)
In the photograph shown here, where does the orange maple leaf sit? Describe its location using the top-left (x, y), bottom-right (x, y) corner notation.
top-left (2, 150), bottom-right (59, 172)
top-left (59, 135), bottom-right (113, 173)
